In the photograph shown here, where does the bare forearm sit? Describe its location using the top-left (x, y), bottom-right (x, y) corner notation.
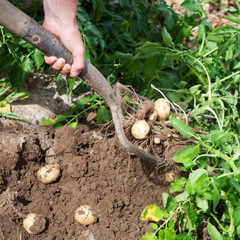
top-left (43, 0), bottom-right (78, 28)
top-left (42, 0), bottom-right (84, 77)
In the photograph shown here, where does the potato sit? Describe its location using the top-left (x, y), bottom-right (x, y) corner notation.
top-left (74, 205), bottom-right (98, 225)
top-left (148, 110), bottom-right (158, 122)
top-left (37, 164), bottom-right (60, 184)
top-left (153, 137), bottom-right (161, 144)
top-left (154, 98), bottom-right (170, 120)
top-left (165, 170), bottom-right (179, 183)
top-left (131, 120), bottom-right (150, 140)
top-left (23, 213), bottom-right (46, 235)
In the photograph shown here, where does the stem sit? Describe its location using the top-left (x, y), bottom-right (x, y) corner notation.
top-left (210, 213), bottom-right (230, 233)
top-left (219, 70), bottom-right (240, 83)
top-left (151, 84), bottom-right (177, 113)
top-left (217, 172), bottom-right (235, 178)
top-left (193, 153), bottom-right (218, 162)
top-left (205, 106), bottom-right (222, 131)
top-left (154, 206), bottom-right (181, 235)
top-left (197, 47), bottom-right (218, 60)
top-left (198, 32), bottom-right (205, 55)
top-left (66, 100), bottom-right (104, 125)
top-left (192, 57), bottom-right (212, 100)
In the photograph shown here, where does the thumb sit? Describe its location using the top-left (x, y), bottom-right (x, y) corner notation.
top-left (70, 49), bottom-right (85, 78)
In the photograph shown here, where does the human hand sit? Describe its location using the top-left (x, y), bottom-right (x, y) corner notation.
top-left (43, 0), bottom-right (85, 78)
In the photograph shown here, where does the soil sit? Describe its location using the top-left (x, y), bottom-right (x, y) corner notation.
top-left (0, 112), bottom-right (188, 240)
top-left (0, 67), bottom-right (190, 240)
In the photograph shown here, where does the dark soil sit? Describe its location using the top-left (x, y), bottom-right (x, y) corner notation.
top-left (0, 116), bottom-right (188, 240)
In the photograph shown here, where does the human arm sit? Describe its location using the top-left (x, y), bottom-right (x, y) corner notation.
top-left (43, 0), bottom-right (84, 77)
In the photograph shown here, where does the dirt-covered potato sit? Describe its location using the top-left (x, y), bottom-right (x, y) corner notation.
top-left (154, 98), bottom-right (170, 120)
top-left (131, 120), bottom-right (150, 140)
top-left (74, 205), bottom-right (98, 225)
top-left (37, 164), bottom-right (60, 184)
top-left (23, 213), bottom-right (46, 235)
top-left (153, 137), bottom-right (161, 144)
top-left (148, 110), bottom-right (158, 122)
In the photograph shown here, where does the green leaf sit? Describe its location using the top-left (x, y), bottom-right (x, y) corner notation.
top-left (32, 49), bottom-right (44, 70)
top-left (169, 116), bottom-right (196, 138)
top-left (0, 111), bottom-right (27, 121)
top-left (164, 228), bottom-right (176, 240)
top-left (172, 145), bottom-right (199, 168)
top-left (187, 206), bottom-right (199, 232)
top-left (181, 0), bottom-right (200, 12)
top-left (141, 233), bottom-right (158, 240)
top-left (68, 120), bottom-right (78, 128)
top-left (207, 221), bottom-right (223, 240)
top-left (168, 219), bottom-right (175, 229)
top-left (175, 191), bottom-right (189, 202)
top-left (162, 27), bottom-right (175, 48)
top-left (66, 77), bottom-right (76, 96)
top-left (4, 90), bottom-right (28, 102)
top-left (127, 60), bottom-right (143, 74)
top-left (138, 41), bottom-right (162, 54)
top-left (162, 193), bottom-right (177, 213)
top-left (143, 55), bottom-right (158, 81)
top-left (225, 44), bottom-right (233, 61)
top-left (21, 58), bottom-right (33, 73)
top-left (55, 112), bottom-right (73, 123)
top-left (41, 118), bottom-right (56, 125)
top-left (211, 131), bottom-right (231, 147)
top-left (175, 233), bottom-right (193, 240)
top-left (186, 169), bottom-right (208, 195)
top-left (169, 177), bottom-right (187, 193)
top-left (96, 107), bottom-right (112, 124)
top-left (212, 186), bottom-right (220, 213)
top-left (233, 201), bottom-right (240, 226)
top-left (150, 222), bottom-right (159, 231)
top-left (197, 23), bottom-right (205, 41)
top-left (140, 204), bottom-right (163, 222)
top-left (106, 51), bottom-right (133, 60)
top-left (225, 16), bottom-right (240, 24)
top-left (196, 195), bottom-right (208, 212)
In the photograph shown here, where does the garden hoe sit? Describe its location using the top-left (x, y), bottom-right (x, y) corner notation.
top-left (0, 0), bottom-right (167, 167)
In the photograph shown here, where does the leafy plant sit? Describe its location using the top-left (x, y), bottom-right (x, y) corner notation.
top-left (41, 93), bottom-right (111, 128)
top-left (0, 24), bottom-right (45, 120)
top-left (140, 117), bottom-right (240, 239)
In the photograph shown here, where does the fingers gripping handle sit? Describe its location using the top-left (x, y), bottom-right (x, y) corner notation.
top-left (25, 19), bottom-right (74, 65)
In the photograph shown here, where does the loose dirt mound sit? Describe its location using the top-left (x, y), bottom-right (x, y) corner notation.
top-left (0, 117), bottom-right (188, 240)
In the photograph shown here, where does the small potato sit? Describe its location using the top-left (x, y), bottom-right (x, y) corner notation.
top-left (154, 98), bottom-right (170, 120)
top-left (74, 205), bottom-right (98, 225)
top-left (23, 213), bottom-right (46, 235)
top-left (148, 110), bottom-right (158, 122)
top-left (37, 164), bottom-right (60, 184)
top-left (131, 120), bottom-right (150, 140)
top-left (153, 137), bottom-right (161, 144)
top-left (165, 170), bottom-right (179, 183)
